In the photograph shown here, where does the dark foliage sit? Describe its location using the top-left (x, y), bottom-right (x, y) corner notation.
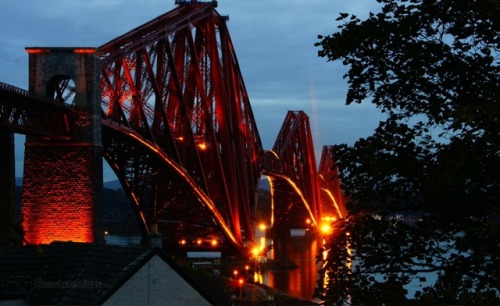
top-left (315, 214), bottom-right (500, 305)
top-left (316, 0), bottom-right (499, 214)
top-left (314, 0), bottom-right (499, 304)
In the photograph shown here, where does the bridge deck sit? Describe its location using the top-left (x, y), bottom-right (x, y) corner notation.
top-left (0, 82), bottom-right (71, 139)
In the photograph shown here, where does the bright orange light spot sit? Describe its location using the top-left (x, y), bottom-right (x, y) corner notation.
top-left (322, 216), bottom-right (337, 222)
top-left (258, 223), bottom-right (266, 231)
top-left (238, 278), bottom-right (245, 286)
top-left (252, 247), bottom-right (260, 257)
top-left (179, 239), bottom-right (186, 245)
top-left (73, 48), bottom-right (96, 54)
top-left (196, 238), bottom-right (203, 245)
top-left (25, 48), bottom-right (50, 54)
top-left (197, 142), bottom-right (208, 150)
top-left (245, 265), bottom-right (249, 271)
top-left (233, 270), bottom-right (239, 276)
top-left (211, 239), bottom-right (218, 247)
top-left (321, 223), bottom-right (332, 235)
top-left (306, 218), bottom-right (311, 225)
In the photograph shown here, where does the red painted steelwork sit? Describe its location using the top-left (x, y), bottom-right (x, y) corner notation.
top-left (98, 3), bottom-right (262, 249)
top-left (0, 3), bottom-right (333, 252)
top-left (263, 111), bottom-right (322, 229)
top-left (318, 145), bottom-right (346, 220)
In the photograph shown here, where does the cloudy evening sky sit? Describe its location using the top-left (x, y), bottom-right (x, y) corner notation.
top-left (0, 0), bottom-right (384, 180)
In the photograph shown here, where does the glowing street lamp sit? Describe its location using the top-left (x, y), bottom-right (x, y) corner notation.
top-left (322, 216), bottom-right (337, 222)
top-left (238, 278), bottom-right (245, 298)
top-left (197, 142), bottom-right (208, 150)
top-left (320, 223), bottom-right (332, 235)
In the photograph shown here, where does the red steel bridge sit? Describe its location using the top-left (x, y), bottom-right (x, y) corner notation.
top-left (0, 1), bottom-right (344, 253)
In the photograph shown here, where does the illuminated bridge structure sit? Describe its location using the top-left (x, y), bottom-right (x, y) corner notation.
top-left (318, 145), bottom-right (347, 221)
top-left (0, 1), bottom-right (344, 253)
top-left (263, 112), bottom-right (345, 231)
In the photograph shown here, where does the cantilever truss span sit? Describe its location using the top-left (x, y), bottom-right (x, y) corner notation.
top-left (0, 2), bottom-right (346, 252)
top-left (318, 145), bottom-right (346, 220)
top-left (263, 111), bottom-right (322, 229)
top-left (98, 3), bottom-right (263, 249)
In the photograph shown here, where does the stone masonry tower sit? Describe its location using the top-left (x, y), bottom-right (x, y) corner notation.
top-left (21, 47), bottom-right (103, 244)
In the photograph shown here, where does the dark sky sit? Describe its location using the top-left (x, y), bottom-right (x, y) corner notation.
top-left (0, 0), bottom-right (384, 180)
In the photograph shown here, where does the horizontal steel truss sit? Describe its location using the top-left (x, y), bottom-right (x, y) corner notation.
top-left (98, 3), bottom-right (263, 248)
top-left (0, 82), bottom-right (71, 139)
top-left (263, 111), bottom-right (322, 228)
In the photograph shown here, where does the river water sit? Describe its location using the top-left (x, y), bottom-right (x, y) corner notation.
top-left (253, 230), bottom-right (323, 302)
top-left (106, 232), bottom-right (323, 302)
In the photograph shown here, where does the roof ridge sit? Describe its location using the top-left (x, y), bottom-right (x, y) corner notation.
top-left (94, 246), bottom-right (157, 304)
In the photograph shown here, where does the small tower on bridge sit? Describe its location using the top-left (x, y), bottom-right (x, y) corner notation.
top-left (21, 47), bottom-right (103, 245)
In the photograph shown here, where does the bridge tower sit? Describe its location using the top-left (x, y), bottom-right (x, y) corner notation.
top-left (21, 47), bottom-right (103, 244)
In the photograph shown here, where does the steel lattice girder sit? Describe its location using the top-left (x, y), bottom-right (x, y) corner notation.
top-left (102, 123), bottom-right (235, 245)
top-left (0, 82), bottom-right (71, 139)
top-left (264, 111), bottom-right (322, 228)
top-left (98, 3), bottom-right (263, 248)
top-left (318, 145), bottom-right (346, 219)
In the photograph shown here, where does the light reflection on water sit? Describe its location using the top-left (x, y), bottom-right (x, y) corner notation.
top-left (106, 233), bottom-right (323, 302)
top-left (254, 231), bottom-right (323, 302)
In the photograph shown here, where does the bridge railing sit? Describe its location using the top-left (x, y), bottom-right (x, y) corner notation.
top-left (0, 81), bottom-right (73, 139)
top-left (0, 82), bottom-right (66, 107)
